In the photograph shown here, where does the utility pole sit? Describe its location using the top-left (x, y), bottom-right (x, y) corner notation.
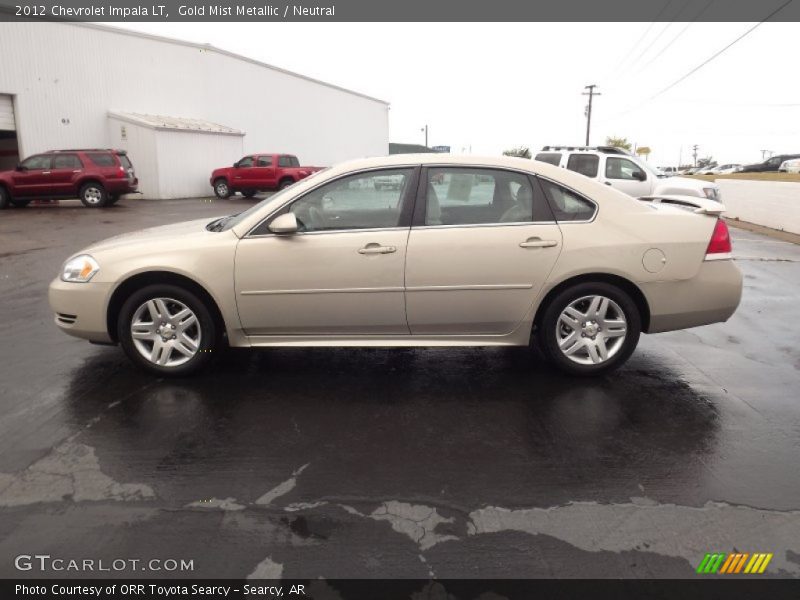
top-left (692, 144), bottom-right (699, 167)
top-left (420, 125), bottom-right (428, 148)
top-left (760, 149), bottom-right (772, 160)
top-left (582, 85), bottom-right (601, 146)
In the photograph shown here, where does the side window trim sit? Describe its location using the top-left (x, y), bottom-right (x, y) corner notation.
top-left (247, 165), bottom-right (421, 237)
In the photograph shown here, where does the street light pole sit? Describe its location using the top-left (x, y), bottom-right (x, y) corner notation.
top-left (421, 125), bottom-right (428, 148)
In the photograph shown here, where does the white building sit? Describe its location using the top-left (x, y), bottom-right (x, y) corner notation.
top-left (0, 22), bottom-right (389, 198)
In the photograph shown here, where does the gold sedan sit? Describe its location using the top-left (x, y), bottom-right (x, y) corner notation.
top-left (49, 155), bottom-right (742, 376)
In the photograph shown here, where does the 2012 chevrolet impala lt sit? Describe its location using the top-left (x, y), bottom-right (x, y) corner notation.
top-left (49, 155), bottom-right (743, 376)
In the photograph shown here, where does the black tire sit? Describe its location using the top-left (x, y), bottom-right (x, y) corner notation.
top-left (241, 189), bottom-right (257, 198)
top-left (213, 178), bottom-right (231, 199)
top-left (79, 182), bottom-right (108, 208)
top-left (0, 186), bottom-right (9, 209)
top-left (107, 194), bottom-right (121, 205)
top-left (117, 284), bottom-right (218, 377)
top-left (10, 198), bottom-right (31, 208)
top-left (536, 281), bottom-right (641, 376)
top-left (279, 178), bottom-right (294, 190)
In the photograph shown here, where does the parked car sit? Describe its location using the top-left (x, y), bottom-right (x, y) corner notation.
top-left (534, 146), bottom-right (721, 201)
top-left (712, 164), bottom-right (743, 175)
top-left (210, 154), bottom-right (323, 199)
top-left (0, 149), bottom-right (137, 209)
top-left (49, 154), bottom-right (742, 377)
top-left (697, 165), bottom-right (719, 175)
top-left (779, 158), bottom-right (800, 173)
top-left (740, 154), bottom-right (800, 173)
top-left (658, 166), bottom-right (678, 176)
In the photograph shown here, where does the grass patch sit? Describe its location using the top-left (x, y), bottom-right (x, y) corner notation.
top-left (686, 173), bottom-right (800, 183)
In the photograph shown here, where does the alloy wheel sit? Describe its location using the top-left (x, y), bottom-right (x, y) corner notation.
top-left (130, 297), bottom-right (202, 367)
top-left (556, 295), bottom-right (628, 365)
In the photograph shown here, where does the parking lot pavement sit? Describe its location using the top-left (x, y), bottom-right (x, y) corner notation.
top-left (0, 199), bottom-right (799, 579)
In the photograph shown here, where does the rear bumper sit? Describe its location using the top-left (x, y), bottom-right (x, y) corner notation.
top-left (640, 259), bottom-right (743, 333)
top-left (106, 178), bottom-right (138, 194)
top-left (48, 278), bottom-right (114, 343)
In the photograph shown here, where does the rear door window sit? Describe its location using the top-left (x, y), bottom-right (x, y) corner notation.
top-left (278, 155), bottom-right (300, 167)
top-left (534, 152), bottom-right (562, 166)
top-left (53, 154), bottom-right (83, 169)
top-left (566, 154), bottom-right (599, 178)
top-left (256, 156), bottom-right (272, 167)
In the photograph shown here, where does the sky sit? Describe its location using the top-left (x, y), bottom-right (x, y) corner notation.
top-left (104, 21), bottom-right (799, 167)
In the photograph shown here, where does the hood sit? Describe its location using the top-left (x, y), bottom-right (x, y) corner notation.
top-left (80, 216), bottom-right (227, 255)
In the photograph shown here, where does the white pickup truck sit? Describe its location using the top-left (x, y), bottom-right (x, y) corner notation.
top-left (534, 146), bottom-right (721, 202)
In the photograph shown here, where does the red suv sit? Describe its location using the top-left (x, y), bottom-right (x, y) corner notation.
top-left (0, 149), bottom-right (138, 209)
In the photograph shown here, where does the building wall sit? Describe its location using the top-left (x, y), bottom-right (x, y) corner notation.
top-left (0, 22), bottom-right (389, 189)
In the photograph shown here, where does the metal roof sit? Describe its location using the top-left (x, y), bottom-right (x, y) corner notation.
top-left (108, 111), bottom-right (245, 136)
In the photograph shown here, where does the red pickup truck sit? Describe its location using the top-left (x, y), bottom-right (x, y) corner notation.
top-left (210, 154), bottom-right (323, 199)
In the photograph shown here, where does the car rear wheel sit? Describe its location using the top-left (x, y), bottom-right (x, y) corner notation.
top-left (537, 282), bottom-right (641, 376)
top-left (214, 179), bottom-right (231, 199)
top-left (241, 189), bottom-right (257, 198)
top-left (79, 182), bottom-right (108, 208)
top-left (118, 284), bottom-right (218, 376)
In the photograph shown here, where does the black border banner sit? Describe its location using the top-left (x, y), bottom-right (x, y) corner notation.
top-left (0, 0), bottom-right (799, 22)
top-left (5, 579), bottom-right (800, 600)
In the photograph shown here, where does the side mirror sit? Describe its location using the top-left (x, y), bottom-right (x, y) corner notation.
top-left (233, 161), bottom-right (239, 168)
top-left (633, 171), bottom-right (646, 181)
top-left (15, 164), bottom-right (26, 172)
top-left (268, 212), bottom-right (299, 234)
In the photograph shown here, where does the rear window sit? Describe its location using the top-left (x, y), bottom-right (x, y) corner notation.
top-left (534, 152), bottom-right (562, 166)
top-left (118, 154), bottom-right (132, 169)
top-left (53, 154), bottom-right (82, 169)
top-left (566, 154), bottom-right (599, 178)
top-left (86, 153), bottom-right (117, 167)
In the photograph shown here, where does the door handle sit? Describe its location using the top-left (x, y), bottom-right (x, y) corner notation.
top-left (604, 182), bottom-right (612, 186)
top-left (42, 171), bottom-right (51, 175)
top-left (519, 238), bottom-right (558, 248)
top-left (358, 243), bottom-right (397, 255)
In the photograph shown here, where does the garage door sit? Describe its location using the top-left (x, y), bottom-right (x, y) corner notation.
top-left (0, 95), bottom-right (16, 131)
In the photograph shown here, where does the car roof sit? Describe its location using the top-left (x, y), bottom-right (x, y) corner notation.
top-left (44, 149), bottom-right (126, 154)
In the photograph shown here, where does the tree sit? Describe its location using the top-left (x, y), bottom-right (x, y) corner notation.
top-left (697, 156), bottom-right (717, 168)
top-left (502, 146), bottom-right (532, 159)
top-left (636, 146), bottom-right (652, 161)
top-left (605, 136), bottom-right (632, 152)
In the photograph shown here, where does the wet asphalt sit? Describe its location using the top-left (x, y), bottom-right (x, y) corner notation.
top-left (0, 197), bottom-right (798, 580)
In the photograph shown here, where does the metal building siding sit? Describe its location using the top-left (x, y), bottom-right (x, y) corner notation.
top-left (0, 22), bottom-right (389, 171)
top-left (0, 95), bottom-right (15, 130)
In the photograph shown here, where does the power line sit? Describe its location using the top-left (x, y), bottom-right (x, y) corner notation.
top-left (609, 0), bottom-right (674, 77)
top-left (609, 0), bottom-right (794, 120)
top-left (646, 0), bottom-right (794, 103)
top-left (633, 0), bottom-right (716, 75)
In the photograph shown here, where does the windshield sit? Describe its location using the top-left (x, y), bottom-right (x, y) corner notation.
top-left (206, 167), bottom-right (331, 232)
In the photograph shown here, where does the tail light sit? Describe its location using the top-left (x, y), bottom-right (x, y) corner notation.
top-left (705, 218), bottom-right (732, 260)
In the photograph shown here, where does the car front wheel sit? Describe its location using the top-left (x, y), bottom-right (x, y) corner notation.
top-left (118, 284), bottom-right (218, 376)
top-left (537, 282), bottom-right (641, 376)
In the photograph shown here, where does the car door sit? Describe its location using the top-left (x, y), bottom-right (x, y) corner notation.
top-left (253, 155), bottom-right (276, 189)
top-left (231, 156), bottom-right (256, 189)
top-left (404, 166), bottom-right (563, 335)
top-left (234, 167), bottom-right (418, 336)
top-left (49, 153), bottom-right (84, 195)
top-left (601, 156), bottom-right (652, 196)
top-left (12, 154), bottom-right (53, 197)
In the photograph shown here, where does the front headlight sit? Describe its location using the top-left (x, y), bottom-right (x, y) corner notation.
top-left (702, 187), bottom-right (720, 201)
top-left (61, 255), bottom-right (99, 283)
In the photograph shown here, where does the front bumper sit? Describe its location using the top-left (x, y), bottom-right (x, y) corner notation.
top-left (48, 278), bottom-right (114, 343)
top-left (640, 259), bottom-right (743, 334)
